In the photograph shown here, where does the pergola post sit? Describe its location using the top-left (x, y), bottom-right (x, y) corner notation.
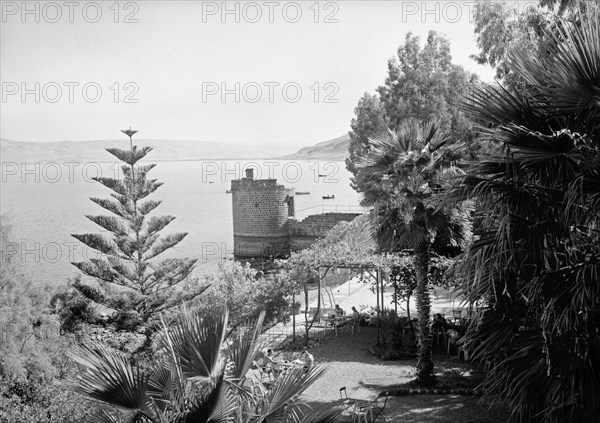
top-left (307, 261), bottom-right (396, 348)
top-left (380, 268), bottom-right (384, 317)
top-left (292, 290), bottom-right (296, 341)
top-left (376, 268), bottom-right (381, 347)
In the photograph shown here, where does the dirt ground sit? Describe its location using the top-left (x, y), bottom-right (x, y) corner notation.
top-left (275, 326), bottom-right (507, 423)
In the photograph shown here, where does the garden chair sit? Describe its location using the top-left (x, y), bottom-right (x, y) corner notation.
top-left (432, 326), bottom-right (445, 345)
top-left (349, 401), bottom-right (373, 423)
top-left (339, 387), bottom-right (356, 410)
top-left (252, 359), bottom-right (274, 383)
top-left (452, 309), bottom-right (463, 325)
top-left (342, 316), bottom-right (360, 335)
top-left (372, 391), bottom-right (388, 422)
top-left (446, 329), bottom-right (460, 355)
top-left (352, 317), bottom-right (361, 334)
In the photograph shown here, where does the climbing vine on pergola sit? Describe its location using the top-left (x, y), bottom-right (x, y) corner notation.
top-left (279, 218), bottom-right (455, 346)
top-left (279, 220), bottom-right (407, 346)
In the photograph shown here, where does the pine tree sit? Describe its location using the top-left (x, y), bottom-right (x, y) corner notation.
top-left (71, 129), bottom-right (203, 331)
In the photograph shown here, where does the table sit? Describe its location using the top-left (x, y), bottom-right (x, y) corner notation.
top-left (322, 316), bottom-right (350, 336)
top-left (347, 387), bottom-right (380, 402)
top-left (279, 359), bottom-right (304, 369)
top-left (346, 387), bottom-right (381, 423)
top-left (277, 359), bottom-right (305, 376)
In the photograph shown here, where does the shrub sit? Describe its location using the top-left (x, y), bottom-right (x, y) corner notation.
top-left (0, 376), bottom-right (97, 423)
top-left (372, 309), bottom-right (417, 360)
top-left (193, 262), bottom-right (296, 327)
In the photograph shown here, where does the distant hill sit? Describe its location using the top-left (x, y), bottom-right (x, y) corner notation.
top-left (283, 133), bottom-right (350, 160)
top-left (0, 138), bottom-right (292, 163)
top-left (0, 133), bottom-right (352, 163)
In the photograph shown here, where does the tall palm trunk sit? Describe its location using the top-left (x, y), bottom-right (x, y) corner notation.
top-left (414, 241), bottom-right (434, 385)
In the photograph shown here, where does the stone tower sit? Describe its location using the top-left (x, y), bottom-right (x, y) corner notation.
top-left (231, 168), bottom-right (295, 259)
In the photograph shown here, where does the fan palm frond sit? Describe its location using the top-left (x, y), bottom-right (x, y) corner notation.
top-left (228, 310), bottom-right (267, 379)
top-left (162, 307), bottom-right (229, 381)
top-left (182, 374), bottom-right (237, 423)
top-left (452, 6), bottom-right (600, 422)
top-left (62, 343), bottom-right (154, 421)
top-left (255, 365), bottom-right (326, 422)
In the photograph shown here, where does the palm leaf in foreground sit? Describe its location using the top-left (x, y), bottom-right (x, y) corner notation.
top-left (62, 343), bottom-right (154, 421)
top-left (162, 307), bottom-right (229, 381)
top-left (253, 365), bottom-right (326, 422)
top-left (228, 310), bottom-right (266, 379)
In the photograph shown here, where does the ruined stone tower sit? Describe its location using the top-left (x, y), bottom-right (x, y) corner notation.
top-left (230, 168), bottom-right (295, 258)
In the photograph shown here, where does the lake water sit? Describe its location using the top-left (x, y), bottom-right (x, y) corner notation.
top-left (1, 159), bottom-right (364, 287)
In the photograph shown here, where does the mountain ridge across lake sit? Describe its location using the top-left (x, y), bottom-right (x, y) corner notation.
top-left (0, 133), bottom-right (352, 163)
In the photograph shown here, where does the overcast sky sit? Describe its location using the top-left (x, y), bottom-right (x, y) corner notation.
top-left (1, 1), bottom-right (497, 147)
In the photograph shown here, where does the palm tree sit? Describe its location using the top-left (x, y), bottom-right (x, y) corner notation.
top-left (358, 119), bottom-right (470, 385)
top-left (62, 308), bottom-right (335, 423)
top-left (450, 7), bottom-right (600, 422)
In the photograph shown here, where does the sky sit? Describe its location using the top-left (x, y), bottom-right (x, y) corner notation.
top-left (1, 1), bottom-right (498, 149)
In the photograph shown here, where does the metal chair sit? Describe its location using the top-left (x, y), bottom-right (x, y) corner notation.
top-left (350, 401), bottom-right (374, 423)
top-left (350, 317), bottom-right (361, 334)
top-left (252, 359), bottom-right (274, 383)
top-left (453, 309), bottom-right (463, 325)
top-left (372, 391), bottom-right (388, 422)
top-left (446, 329), bottom-right (460, 355)
top-left (343, 317), bottom-right (360, 335)
top-left (339, 386), bottom-right (356, 408)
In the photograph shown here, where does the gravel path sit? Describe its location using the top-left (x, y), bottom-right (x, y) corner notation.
top-left (272, 326), bottom-right (506, 423)
top-left (297, 327), bottom-right (414, 403)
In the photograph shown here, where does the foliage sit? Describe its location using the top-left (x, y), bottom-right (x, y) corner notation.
top-left (282, 216), bottom-right (406, 275)
top-left (346, 93), bottom-right (388, 191)
top-left (357, 119), bottom-right (471, 386)
top-left (389, 252), bottom-right (454, 319)
top-left (193, 261), bottom-right (296, 327)
top-left (70, 130), bottom-right (207, 334)
top-left (371, 309), bottom-right (416, 360)
top-left (452, 7), bottom-right (600, 422)
top-left (279, 215), bottom-right (415, 344)
top-left (0, 376), bottom-right (97, 423)
top-left (377, 32), bottom-right (478, 137)
top-left (0, 218), bottom-right (100, 421)
top-left (50, 277), bottom-right (99, 333)
top-left (0, 219), bottom-right (62, 381)
top-left (347, 31), bottom-right (484, 194)
top-left (62, 307), bottom-right (327, 423)
top-left (471, 0), bottom-right (598, 88)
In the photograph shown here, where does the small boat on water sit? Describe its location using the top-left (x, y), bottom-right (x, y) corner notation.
top-left (322, 195), bottom-right (335, 200)
top-left (296, 191), bottom-right (310, 195)
top-left (226, 190), bottom-right (232, 194)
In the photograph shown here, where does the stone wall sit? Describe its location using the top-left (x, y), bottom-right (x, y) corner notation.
top-left (289, 212), bottom-right (361, 252)
top-left (232, 234), bottom-right (290, 258)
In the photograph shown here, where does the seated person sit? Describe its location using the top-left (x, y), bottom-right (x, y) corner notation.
top-left (432, 313), bottom-right (447, 330)
top-left (300, 349), bottom-right (314, 370)
top-left (334, 304), bottom-right (345, 316)
top-left (351, 306), bottom-right (360, 322)
top-left (263, 349), bottom-right (282, 376)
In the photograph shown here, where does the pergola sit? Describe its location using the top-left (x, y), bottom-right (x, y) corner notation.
top-left (316, 262), bottom-right (386, 346)
top-left (290, 251), bottom-right (404, 347)
top-left (284, 217), bottom-right (408, 346)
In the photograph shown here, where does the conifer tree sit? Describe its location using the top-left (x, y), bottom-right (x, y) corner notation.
top-left (71, 129), bottom-right (203, 330)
